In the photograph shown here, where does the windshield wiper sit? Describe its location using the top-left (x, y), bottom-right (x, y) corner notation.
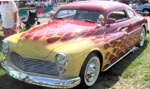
top-left (55, 17), bottom-right (64, 19)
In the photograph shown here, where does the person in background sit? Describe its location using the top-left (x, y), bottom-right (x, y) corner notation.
top-left (0, 1), bottom-right (20, 38)
top-left (52, 0), bottom-right (58, 6)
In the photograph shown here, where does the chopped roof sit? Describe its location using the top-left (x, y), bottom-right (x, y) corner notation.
top-left (60, 1), bottom-right (129, 13)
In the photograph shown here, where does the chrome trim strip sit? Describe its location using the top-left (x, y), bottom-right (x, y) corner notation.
top-left (128, 25), bottom-right (141, 35)
top-left (102, 46), bottom-right (139, 71)
top-left (1, 61), bottom-right (81, 88)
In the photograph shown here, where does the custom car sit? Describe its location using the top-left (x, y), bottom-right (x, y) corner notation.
top-left (1, 1), bottom-right (148, 88)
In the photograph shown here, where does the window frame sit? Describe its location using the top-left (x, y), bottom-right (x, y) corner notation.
top-left (126, 9), bottom-right (136, 18)
top-left (108, 9), bottom-right (129, 23)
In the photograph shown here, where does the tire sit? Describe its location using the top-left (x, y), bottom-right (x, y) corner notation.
top-left (80, 53), bottom-right (101, 87)
top-left (143, 9), bottom-right (150, 16)
top-left (138, 27), bottom-right (146, 47)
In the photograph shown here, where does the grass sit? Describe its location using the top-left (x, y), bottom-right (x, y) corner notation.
top-left (0, 31), bottom-right (150, 89)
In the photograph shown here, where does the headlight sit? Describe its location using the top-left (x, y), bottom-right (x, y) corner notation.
top-left (55, 53), bottom-right (67, 74)
top-left (2, 40), bottom-right (9, 57)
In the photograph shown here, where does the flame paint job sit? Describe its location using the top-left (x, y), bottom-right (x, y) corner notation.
top-left (3, 1), bottom-right (148, 87)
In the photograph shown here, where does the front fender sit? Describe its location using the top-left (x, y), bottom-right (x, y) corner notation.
top-left (47, 38), bottom-right (100, 78)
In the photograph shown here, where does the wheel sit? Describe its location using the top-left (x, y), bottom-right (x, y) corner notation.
top-left (80, 53), bottom-right (101, 87)
top-left (138, 27), bottom-right (146, 47)
top-left (143, 9), bottom-right (150, 16)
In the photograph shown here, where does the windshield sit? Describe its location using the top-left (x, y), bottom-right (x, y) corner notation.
top-left (54, 9), bottom-right (104, 23)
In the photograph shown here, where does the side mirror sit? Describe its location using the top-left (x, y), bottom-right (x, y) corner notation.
top-left (107, 18), bottom-right (116, 24)
top-left (98, 15), bottom-right (105, 25)
top-left (48, 11), bottom-right (55, 18)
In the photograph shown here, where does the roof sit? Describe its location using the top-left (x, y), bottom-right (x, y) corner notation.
top-left (60, 1), bottom-right (129, 14)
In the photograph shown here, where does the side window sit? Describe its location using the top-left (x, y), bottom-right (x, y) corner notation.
top-left (108, 10), bottom-right (128, 22)
top-left (56, 9), bottom-right (76, 18)
top-left (75, 10), bottom-right (101, 23)
top-left (126, 9), bottom-right (135, 18)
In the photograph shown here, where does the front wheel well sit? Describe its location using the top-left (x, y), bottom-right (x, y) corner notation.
top-left (79, 50), bottom-right (103, 87)
top-left (142, 25), bottom-right (147, 35)
top-left (88, 51), bottom-right (103, 70)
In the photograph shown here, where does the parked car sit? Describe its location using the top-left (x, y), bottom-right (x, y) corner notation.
top-left (138, 3), bottom-right (150, 15)
top-left (1, 1), bottom-right (148, 88)
top-left (130, 3), bottom-right (150, 16)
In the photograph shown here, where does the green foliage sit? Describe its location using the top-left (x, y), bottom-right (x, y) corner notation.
top-left (20, 27), bottom-right (26, 32)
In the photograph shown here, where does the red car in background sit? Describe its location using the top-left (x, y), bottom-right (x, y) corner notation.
top-left (1, 1), bottom-right (148, 88)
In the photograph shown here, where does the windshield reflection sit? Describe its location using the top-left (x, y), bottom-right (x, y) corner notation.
top-left (54, 9), bottom-right (103, 23)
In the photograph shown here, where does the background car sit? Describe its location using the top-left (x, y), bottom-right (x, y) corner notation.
top-left (1, 1), bottom-right (148, 88)
top-left (138, 3), bottom-right (150, 15)
top-left (130, 2), bottom-right (150, 16)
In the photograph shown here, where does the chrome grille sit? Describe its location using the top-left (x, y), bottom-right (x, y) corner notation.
top-left (11, 53), bottom-right (59, 76)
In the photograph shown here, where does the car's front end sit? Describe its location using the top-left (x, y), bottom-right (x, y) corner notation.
top-left (1, 35), bottom-right (82, 88)
top-left (1, 61), bottom-right (80, 88)
top-left (1, 17), bottom-right (100, 88)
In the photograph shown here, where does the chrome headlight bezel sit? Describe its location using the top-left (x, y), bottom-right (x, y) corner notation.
top-left (55, 53), bottom-right (68, 74)
top-left (2, 39), bottom-right (9, 57)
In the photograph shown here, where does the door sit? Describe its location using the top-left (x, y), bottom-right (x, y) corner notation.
top-left (103, 9), bottom-right (133, 66)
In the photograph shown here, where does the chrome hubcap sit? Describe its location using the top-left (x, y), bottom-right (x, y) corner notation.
top-left (140, 29), bottom-right (145, 46)
top-left (86, 63), bottom-right (96, 82)
top-left (143, 10), bottom-right (149, 15)
top-left (84, 56), bottom-right (100, 86)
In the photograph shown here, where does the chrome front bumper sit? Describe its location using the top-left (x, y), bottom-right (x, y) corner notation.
top-left (1, 61), bottom-right (81, 88)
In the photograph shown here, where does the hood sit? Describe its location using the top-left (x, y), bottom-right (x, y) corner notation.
top-left (16, 19), bottom-right (99, 58)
